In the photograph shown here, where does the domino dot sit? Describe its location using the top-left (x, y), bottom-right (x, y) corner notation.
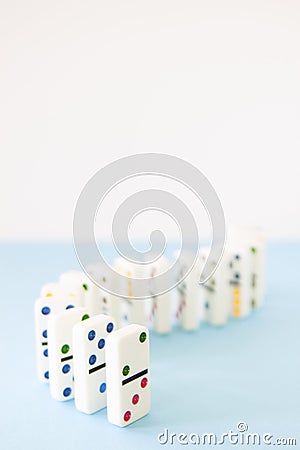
top-left (43, 349), bottom-right (48, 357)
top-left (98, 338), bottom-right (105, 349)
top-left (123, 411), bottom-right (131, 422)
top-left (102, 297), bottom-right (107, 304)
top-left (122, 365), bottom-right (130, 376)
top-left (89, 354), bottom-right (97, 365)
top-left (251, 247), bottom-right (257, 254)
top-left (44, 371), bottom-right (49, 379)
top-left (106, 322), bottom-right (114, 333)
top-left (61, 344), bottom-right (70, 354)
top-left (234, 273), bottom-right (240, 280)
top-left (66, 305), bottom-right (74, 309)
top-left (42, 329), bottom-right (47, 338)
top-left (99, 382), bottom-right (106, 393)
top-left (141, 377), bottom-right (148, 388)
top-left (63, 387), bottom-right (72, 397)
top-left (88, 330), bottom-right (96, 341)
top-left (42, 306), bottom-right (50, 315)
top-left (132, 394), bottom-right (139, 405)
top-left (82, 314), bottom-right (90, 321)
top-left (139, 332), bottom-right (147, 343)
top-left (82, 283), bottom-right (88, 291)
top-left (235, 254), bottom-right (240, 260)
top-left (62, 364), bottom-right (71, 374)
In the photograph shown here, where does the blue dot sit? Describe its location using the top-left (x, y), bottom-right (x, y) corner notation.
top-left (98, 338), bottom-right (105, 349)
top-left (88, 330), bottom-right (96, 341)
top-left (66, 305), bottom-right (74, 309)
top-left (43, 349), bottom-right (48, 357)
top-left (106, 322), bottom-right (114, 333)
top-left (99, 382), bottom-right (106, 393)
top-left (42, 306), bottom-right (50, 315)
top-left (62, 364), bottom-right (71, 374)
top-left (42, 329), bottom-right (47, 338)
top-left (44, 371), bottom-right (49, 379)
top-left (63, 387), bottom-right (72, 397)
top-left (89, 354), bottom-right (97, 365)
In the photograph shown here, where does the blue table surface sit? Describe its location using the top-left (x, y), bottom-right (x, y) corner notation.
top-left (0, 242), bottom-right (299, 450)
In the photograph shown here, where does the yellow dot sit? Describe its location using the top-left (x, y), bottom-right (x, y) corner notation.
top-left (234, 299), bottom-right (240, 305)
top-left (45, 293), bottom-right (53, 297)
top-left (233, 309), bottom-right (240, 316)
top-left (234, 289), bottom-right (240, 296)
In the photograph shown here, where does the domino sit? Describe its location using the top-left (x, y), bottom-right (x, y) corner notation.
top-left (106, 324), bottom-right (150, 427)
top-left (73, 314), bottom-right (115, 414)
top-left (148, 256), bottom-right (171, 334)
top-left (228, 249), bottom-right (252, 318)
top-left (199, 247), bottom-right (231, 326)
top-left (84, 265), bottom-right (123, 327)
top-left (34, 282), bottom-right (84, 383)
top-left (115, 258), bottom-right (149, 326)
top-left (175, 252), bottom-right (200, 331)
top-left (227, 225), bottom-right (266, 310)
top-left (48, 307), bottom-right (90, 401)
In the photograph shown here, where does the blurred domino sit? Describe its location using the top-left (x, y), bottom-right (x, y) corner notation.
top-left (106, 324), bottom-right (150, 427)
top-left (199, 248), bottom-right (231, 326)
top-left (48, 307), bottom-right (90, 401)
top-left (149, 256), bottom-right (171, 334)
top-left (115, 258), bottom-right (149, 326)
top-left (34, 282), bottom-right (84, 383)
top-left (73, 314), bottom-right (115, 414)
top-left (228, 249), bottom-right (251, 318)
top-left (227, 226), bottom-right (266, 309)
top-left (175, 252), bottom-right (200, 331)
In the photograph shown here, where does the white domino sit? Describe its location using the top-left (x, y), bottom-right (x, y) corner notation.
top-left (199, 247), bottom-right (231, 326)
top-left (106, 324), bottom-right (150, 427)
top-left (115, 258), bottom-right (149, 326)
top-left (148, 256), bottom-right (171, 334)
top-left (73, 314), bottom-right (115, 414)
top-left (175, 252), bottom-right (200, 331)
top-left (34, 282), bottom-right (84, 383)
top-left (228, 248), bottom-right (252, 318)
top-left (48, 307), bottom-right (90, 401)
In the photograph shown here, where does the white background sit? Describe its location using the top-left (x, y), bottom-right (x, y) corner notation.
top-left (1, 0), bottom-right (299, 241)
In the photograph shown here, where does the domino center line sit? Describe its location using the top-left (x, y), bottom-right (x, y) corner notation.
top-left (89, 362), bottom-right (106, 374)
top-left (122, 368), bottom-right (148, 386)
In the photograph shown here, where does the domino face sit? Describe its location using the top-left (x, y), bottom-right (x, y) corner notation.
top-left (106, 324), bottom-right (150, 427)
top-left (73, 314), bottom-right (115, 414)
top-left (149, 257), bottom-right (171, 334)
top-left (199, 248), bottom-right (231, 326)
top-left (228, 249), bottom-right (251, 318)
top-left (34, 282), bottom-right (84, 383)
top-left (48, 307), bottom-right (90, 401)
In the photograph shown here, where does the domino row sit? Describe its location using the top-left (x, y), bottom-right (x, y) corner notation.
top-left (35, 288), bottom-right (150, 427)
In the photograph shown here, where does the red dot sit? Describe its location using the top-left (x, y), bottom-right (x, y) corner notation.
top-left (132, 394), bottom-right (139, 405)
top-left (123, 410), bottom-right (131, 422)
top-left (141, 377), bottom-right (148, 388)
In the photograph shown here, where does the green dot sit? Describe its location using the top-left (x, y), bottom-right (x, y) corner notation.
top-left (251, 247), bottom-right (256, 253)
top-left (82, 283), bottom-right (88, 291)
top-left (139, 332), bottom-right (147, 343)
top-left (82, 314), bottom-right (90, 321)
top-left (122, 365), bottom-right (130, 376)
top-left (61, 344), bottom-right (70, 354)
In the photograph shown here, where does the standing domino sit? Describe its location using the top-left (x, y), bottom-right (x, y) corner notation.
top-left (34, 282), bottom-right (84, 383)
top-left (48, 307), bottom-right (90, 401)
top-left (175, 252), bottom-right (200, 331)
top-left (228, 249), bottom-right (251, 318)
top-left (199, 248), bottom-right (231, 326)
top-left (115, 258), bottom-right (149, 326)
top-left (106, 324), bottom-right (150, 427)
top-left (149, 256), bottom-right (171, 334)
top-left (73, 314), bottom-right (115, 414)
